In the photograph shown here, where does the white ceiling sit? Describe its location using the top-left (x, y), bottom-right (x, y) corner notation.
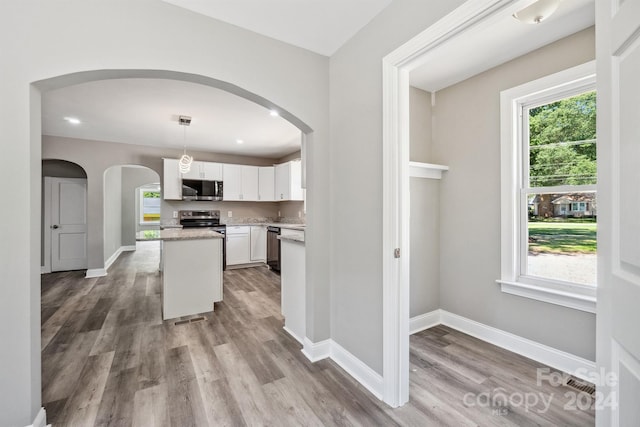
top-left (42, 78), bottom-right (302, 159)
top-left (410, 0), bottom-right (595, 92)
top-left (162, 0), bottom-right (393, 56)
top-left (42, 0), bottom-right (595, 160)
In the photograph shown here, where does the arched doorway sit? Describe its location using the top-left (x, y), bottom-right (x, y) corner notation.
top-left (103, 165), bottom-right (160, 270)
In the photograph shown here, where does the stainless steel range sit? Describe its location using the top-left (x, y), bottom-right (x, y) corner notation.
top-left (179, 210), bottom-right (226, 270)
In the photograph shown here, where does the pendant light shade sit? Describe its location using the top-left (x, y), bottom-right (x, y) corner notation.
top-left (179, 153), bottom-right (193, 173)
top-left (178, 115), bottom-right (193, 173)
top-left (512, 0), bottom-right (560, 24)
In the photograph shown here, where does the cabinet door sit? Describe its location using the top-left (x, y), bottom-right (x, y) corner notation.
top-left (201, 162), bottom-right (223, 181)
top-left (226, 233), bottom-right (250, 265)
top-left (180, 161), bottom-right (202, 180)
top-left (241, 166), bottom-right (259, 201)
top-left (275, 163), bottom-right (291, 201)
top-left (222, 164), bottom-right (242, 201)
top-left (250, 226), bottom-right (266, 261)
top-left (289, 160), bottom-right (304, 201)
top-left (163, 158), bottom-right (182, 200)
top-left (258, 167), bottom-right (275, 201)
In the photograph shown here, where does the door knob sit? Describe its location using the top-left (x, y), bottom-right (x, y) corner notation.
top-left (51, 224), bottom-right (59, 229)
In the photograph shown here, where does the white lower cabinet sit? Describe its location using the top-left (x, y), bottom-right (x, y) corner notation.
top-left (250, 226), bottom-right (267, 261)
top-left (226, 226), bottom-right (250, 265)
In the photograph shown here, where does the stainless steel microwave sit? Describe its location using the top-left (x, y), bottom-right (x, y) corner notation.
top-left (181, 179), bottom-right (223, 201)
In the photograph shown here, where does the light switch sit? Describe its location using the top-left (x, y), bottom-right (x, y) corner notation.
top-left (228, 211), bottom-right (233, 218)
top-left (173, 211), bottom-right (178, 218)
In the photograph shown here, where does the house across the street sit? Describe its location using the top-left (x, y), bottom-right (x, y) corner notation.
top-left (530, 193), bottom-right (597, 218)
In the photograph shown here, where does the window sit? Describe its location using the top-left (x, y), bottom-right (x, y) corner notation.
top-left (499, 62), bottom-right (596, 313)
top-left (139, 187), bottom-right (161, 225)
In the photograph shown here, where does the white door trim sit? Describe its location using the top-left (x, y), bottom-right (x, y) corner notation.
top-left (42, 177), bottom-right (53, 274)
top-left (381, 0), bottom-right (516, 407)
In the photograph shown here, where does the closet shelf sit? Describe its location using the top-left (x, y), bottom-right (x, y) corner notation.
top-left (409, 162), bottom-right (449, 179)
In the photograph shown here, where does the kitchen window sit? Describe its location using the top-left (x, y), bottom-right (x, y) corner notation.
top-left (139, 187), bottom-right (161, 225)
top-left (498, 62), bottom-right (596, 313)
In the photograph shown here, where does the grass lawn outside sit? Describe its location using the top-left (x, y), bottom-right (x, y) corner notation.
top-left (528, 221), bottom-right (597, 254)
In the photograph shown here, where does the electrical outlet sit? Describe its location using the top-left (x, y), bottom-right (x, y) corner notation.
top-left (278, 210), bottom-right (281, 217)
top-left (228, 211), bottom-right (233, 218)
top-left (173, 211), bottom-right (178, 218)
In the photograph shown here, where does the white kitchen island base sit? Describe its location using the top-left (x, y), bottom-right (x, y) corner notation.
top-left (280, 233), bottom-right (306, 344)
top-left (160, 236), bottom-right (223, 320)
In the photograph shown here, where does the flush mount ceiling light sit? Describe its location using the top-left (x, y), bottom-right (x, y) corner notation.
top-left (236, 139), bottom-right (244, 144)
top-left (178, 115), bottom-right (193, 174)
top-left (64, 116), bottom-right (81, 125)
top-left (513, 0), bottom-right (560, 24)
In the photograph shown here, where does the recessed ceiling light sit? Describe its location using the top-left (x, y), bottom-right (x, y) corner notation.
top-left (64, 117), bottom-right (81, 125)
top-left (269, 110), bottom-right (279, 117)
top-left (236, 139), bottom-right (244, 144)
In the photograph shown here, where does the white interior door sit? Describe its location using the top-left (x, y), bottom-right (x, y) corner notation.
top-left (50, 177), bottom-right (88, 271)
top-left (597, 0), bottom-right (640, 425)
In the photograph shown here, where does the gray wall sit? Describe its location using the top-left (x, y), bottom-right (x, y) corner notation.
top-left (409, 86), bottom-right (440, 317)
top-left (103, 166), bottom-right (123, 263)
top-left (121, 167), bottom-right (159, 247)
top-left (1, 2), bottom-right (330, 423)
top-left (329, 0), bottom-right (466, 375)
top-left (432, 27), bottom-right (596, 360)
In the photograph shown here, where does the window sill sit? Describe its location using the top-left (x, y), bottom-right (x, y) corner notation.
top-left (496, 279), bottom-right (596, 313)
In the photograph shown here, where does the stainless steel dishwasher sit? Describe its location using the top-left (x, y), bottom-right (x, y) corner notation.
top-left (266, 226), bottom-right (281, 272)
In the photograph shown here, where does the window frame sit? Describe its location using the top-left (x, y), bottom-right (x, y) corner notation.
top-left (139, 186), bottom-right (161, 225)
top-left (498, 61), bottom-right (596, 313)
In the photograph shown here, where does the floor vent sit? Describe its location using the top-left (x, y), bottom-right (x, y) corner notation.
top-left (566, 378), bottom-right (596, 395)
top-left (174, 316), bottom-right (206, 326)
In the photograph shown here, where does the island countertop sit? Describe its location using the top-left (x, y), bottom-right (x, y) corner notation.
top-left (136, 228), bottom-right (223, 241)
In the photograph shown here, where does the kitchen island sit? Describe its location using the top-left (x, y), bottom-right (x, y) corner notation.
top-left (137, 228), bottom-right (223, 320)
top-left (278, 229), bottom-right (305, 344)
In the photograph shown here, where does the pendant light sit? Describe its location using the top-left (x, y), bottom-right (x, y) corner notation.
top-left (178, 115), bottom-right (193, 174)
top-left (512, 0), bottom-right (560, 24)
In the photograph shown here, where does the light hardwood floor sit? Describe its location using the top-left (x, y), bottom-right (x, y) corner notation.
top-left (42, 241), bottom-right (594, 426)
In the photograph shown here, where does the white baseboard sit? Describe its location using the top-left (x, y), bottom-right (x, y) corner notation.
top-left (104, 245), bottom-right (137, 272)
top-left (438, 310), bottom-right (596, 383)
top-left (85, 268), bottom-right (107, 278)
top-left (409, 310), bottom-right (441, 334)
top-left (408, 310), bottom-right (596, 383)
top-left (26, 407), bottom-right (48, 427)
top-left (302, 337), bottom-right (331, 362)
top-left (330, 340), bottom-right (384, 400)
top-left (283, 326), bottom-right (304, 346)
top-left (299, 337), bottom-right (383, 400)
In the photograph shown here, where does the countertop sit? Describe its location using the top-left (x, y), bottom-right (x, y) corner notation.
top-left (136, 228), bottom-right (223, 241)
top-left (225, 223), bottom-right (306, 231)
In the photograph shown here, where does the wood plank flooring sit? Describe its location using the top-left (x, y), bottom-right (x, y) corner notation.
top-left (42, 241), bottom-right (594, 426)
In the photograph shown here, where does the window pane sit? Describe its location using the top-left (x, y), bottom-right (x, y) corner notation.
top-left (527, 192), bottom-right (596, 285)
top-left (142, 191), bottom-right (160, 223)
top-left (528, 91), bottom-right (596, 187)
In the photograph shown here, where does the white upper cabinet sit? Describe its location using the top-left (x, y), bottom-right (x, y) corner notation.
top-left (258, 167), bottom-right (275, 201)
top-left (200, 162), bottom-right (223, 180)
top-left (241, 166), bottom-right (259, 201)
top-left (275, 160), bottom-right (303, 201)
top-left (163, 158), bottom-right (182, 200)
top-left (223, 164), bottom-right (259, 201)
top-left (181, 161), bottom-right (223, 180)
top-left (222, 164), bottom-right (243, 201)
